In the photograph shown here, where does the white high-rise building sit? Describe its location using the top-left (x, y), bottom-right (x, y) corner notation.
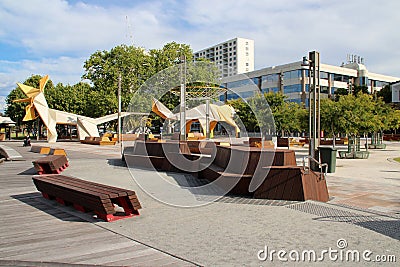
top-left (194, 37), bottom-right (254, 77)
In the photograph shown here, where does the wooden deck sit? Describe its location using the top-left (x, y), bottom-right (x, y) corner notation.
top-left (0, 147), bottom-right (194, 266)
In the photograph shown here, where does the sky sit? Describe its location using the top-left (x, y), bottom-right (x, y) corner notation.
top-left (1, 0), bottom-right (400, 112)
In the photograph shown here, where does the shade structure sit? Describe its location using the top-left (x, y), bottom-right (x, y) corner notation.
top-left (13, 75), bottom-right (136, 143)
top-left (152, 98), bottom-right (240, 136)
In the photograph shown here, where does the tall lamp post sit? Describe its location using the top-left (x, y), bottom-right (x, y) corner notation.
top-left (117, 73), bottom-right (122, 143)
top-left (303, 51), bottom-right (321, 164)
top-left (179, 54), bottom-right (187, 141)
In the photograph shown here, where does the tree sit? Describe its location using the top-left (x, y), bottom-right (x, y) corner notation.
top-left (149, 42), bottom-right (193, 72)
top-left (334, 87), bottom-right (348, 101)
top-left (377, 85), bottom-right (392, 103)
top-left (320, 98), bottom-right (342, 144)
top-left (227, 98), bottom-right (259, 132)
top-left (352, 85), bottom-right (369, 95)
top-left (82, 42), bottom-right (195, 117)
top-left (227, 92), bottom-right (307, 136)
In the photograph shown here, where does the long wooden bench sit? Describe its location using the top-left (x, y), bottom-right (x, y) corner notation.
top-left (81, 136), bottom-right (116, 146)
top-left (31, 145), bottom-right (51, 154)
top-left (30, 145), bottom-right (67, 156)
top-left (32, 174), bottom-right (141, 222)
top-left (32, 155), bottom-right (69, 174)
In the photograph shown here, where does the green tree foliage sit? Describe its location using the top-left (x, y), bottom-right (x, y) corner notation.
top-left (227, 98), bottom-right (259, 132)
top-left (82, 42), bottom-right (195, 116)
top-left (320, 98), bottom-right (342, 138)
top-left (149, 42), bottom-right (193, 72)
top-left (377, 85), bottom-right (392, 103)
top-left (321, 93), bottom-right (399, 138)
top-left (228, 92), bottom-right (307, 135)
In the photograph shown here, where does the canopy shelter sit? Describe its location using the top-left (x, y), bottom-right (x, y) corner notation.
top-left (152, 98), bottom-right (240, 137)
top-left (168, 82), bottom-right (235, 139)
top-left (0, 116), bottom-right (16, 141)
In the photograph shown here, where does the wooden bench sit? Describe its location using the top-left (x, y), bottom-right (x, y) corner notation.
top-left (32, 155), bottom-right (69, 175)
top-left (31, 145), bottom-right (67, 156)
top-left (31, 145), bottom-right (51, 154)
top-left (32, 174), bottom-right (141, 222)
top-left (81, 136), bottom-right (116, 146)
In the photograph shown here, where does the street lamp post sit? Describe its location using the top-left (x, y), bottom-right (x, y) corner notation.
top-left (117, 73), bottom-right (122, 143)
top-left (179, 55), bottom-right (187, 141)
top-left (306, 51), bottom-right (321, 166)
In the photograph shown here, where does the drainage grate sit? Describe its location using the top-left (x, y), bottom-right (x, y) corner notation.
top-left (332, 203), bottom-right (400, 220)
top-left (287, 202), bottom-right (400, 240)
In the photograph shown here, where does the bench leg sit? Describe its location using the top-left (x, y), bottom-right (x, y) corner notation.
top-left (56, 197), bottom-right (66, 205)
top-left (115, 197), bottom-right (139, 216)
top-left (73, 204), bottom-right (86, 213)
top-left (42, 192), bottom-right (54, 200)
top-left (95, 212), bottom-right (116, 222)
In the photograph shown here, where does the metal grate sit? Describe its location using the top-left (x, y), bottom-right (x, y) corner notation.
top-left (287, 202), bottom-right (400, 240)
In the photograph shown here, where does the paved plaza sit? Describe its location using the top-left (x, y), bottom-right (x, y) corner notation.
top-left (0, 140), bottom-right (399, 266)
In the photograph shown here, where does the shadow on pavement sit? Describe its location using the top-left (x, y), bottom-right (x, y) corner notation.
top-left (11, 192), bottom-right (89, 223)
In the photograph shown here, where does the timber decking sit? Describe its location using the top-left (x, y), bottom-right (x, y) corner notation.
top-left (0, 144), bottom-right (194, 267)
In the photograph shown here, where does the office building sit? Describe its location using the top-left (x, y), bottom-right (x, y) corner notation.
top-left (194, 37), bottom-right (254, 77)
top-left (220, 54), bottom-right (399, 105)
top-left (392, 81), bottom-right (400, 103)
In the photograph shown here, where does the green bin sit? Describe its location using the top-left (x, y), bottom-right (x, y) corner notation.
top-left (318, 146), bottom-right (337, 173)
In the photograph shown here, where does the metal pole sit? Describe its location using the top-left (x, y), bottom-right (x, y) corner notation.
top-left (117, 74), bottom-right (122, 143)
top-left (308, 59), bottom-right (313, 160)
top-left (180, 55), bottom-right (186, 141)
top-left (315, 52), bottom-right (321, 150)
top-left (308, 51), bottom-right (321, 161)
top-left (206, 98), bottom-right (210, 139)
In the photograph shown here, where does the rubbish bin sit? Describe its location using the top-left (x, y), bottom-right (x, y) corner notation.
top-left (318, 146), bottom-right (337, 173)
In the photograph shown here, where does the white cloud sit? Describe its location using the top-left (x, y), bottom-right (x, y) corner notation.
top-left (0, 57), bottom-right (86, 112)
top-left (0, 0), bottom-right (399, 113)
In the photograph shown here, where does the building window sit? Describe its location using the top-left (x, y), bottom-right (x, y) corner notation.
top-left (246, 52), bottom-right (249, 56)
top-left (283, 70), bottom-right (301, 79)
top-left (246, 41), bottom-right (248, 45)
top-left (320, 71), bottom-right (329, 79)
top-left (246, 63), bottom-right (249, 66)
top-left (283, 84), bottom-right (302, 94)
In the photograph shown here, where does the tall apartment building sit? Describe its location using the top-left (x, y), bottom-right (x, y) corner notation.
top-left (219, 55), bottom-right (399, 105)
top-left (194, 37), bottom-right (254, 77)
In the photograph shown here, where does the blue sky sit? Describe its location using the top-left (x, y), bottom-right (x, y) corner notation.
top-left (1, 0), bottom-right (400, 112)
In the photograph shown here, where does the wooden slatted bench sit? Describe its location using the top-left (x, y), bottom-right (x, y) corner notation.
top-left (32, 155), bottom-right (69, 175)
top-left (50, 148), bottom-right (67, 156)
top-left (32, 174), bottom-right (141, 222)
top-left (31, 145), bottom-right (51, 154)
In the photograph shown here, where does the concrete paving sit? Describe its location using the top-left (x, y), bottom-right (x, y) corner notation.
top-left (0, 140), bottom-right (399, 266)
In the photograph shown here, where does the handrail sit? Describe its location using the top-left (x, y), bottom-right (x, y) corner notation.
top-left (302, 155), bottom-right (328, 180)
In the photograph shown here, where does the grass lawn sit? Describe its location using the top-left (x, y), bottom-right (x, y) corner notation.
top-left (394, 157), bottom-right (400, 163)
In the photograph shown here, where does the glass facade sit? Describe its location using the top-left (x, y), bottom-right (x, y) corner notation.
top-left (283, 84), bottom-right (302, 94)
top-left (283, 70), bottom-right (302, 79)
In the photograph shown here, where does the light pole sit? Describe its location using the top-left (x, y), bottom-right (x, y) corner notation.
top-left (179, 54), bottom-right (187, 141)
top-left (117, 73), bottom-right (122, 143)
top-left (305, 51), bottom-right (321, 164)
